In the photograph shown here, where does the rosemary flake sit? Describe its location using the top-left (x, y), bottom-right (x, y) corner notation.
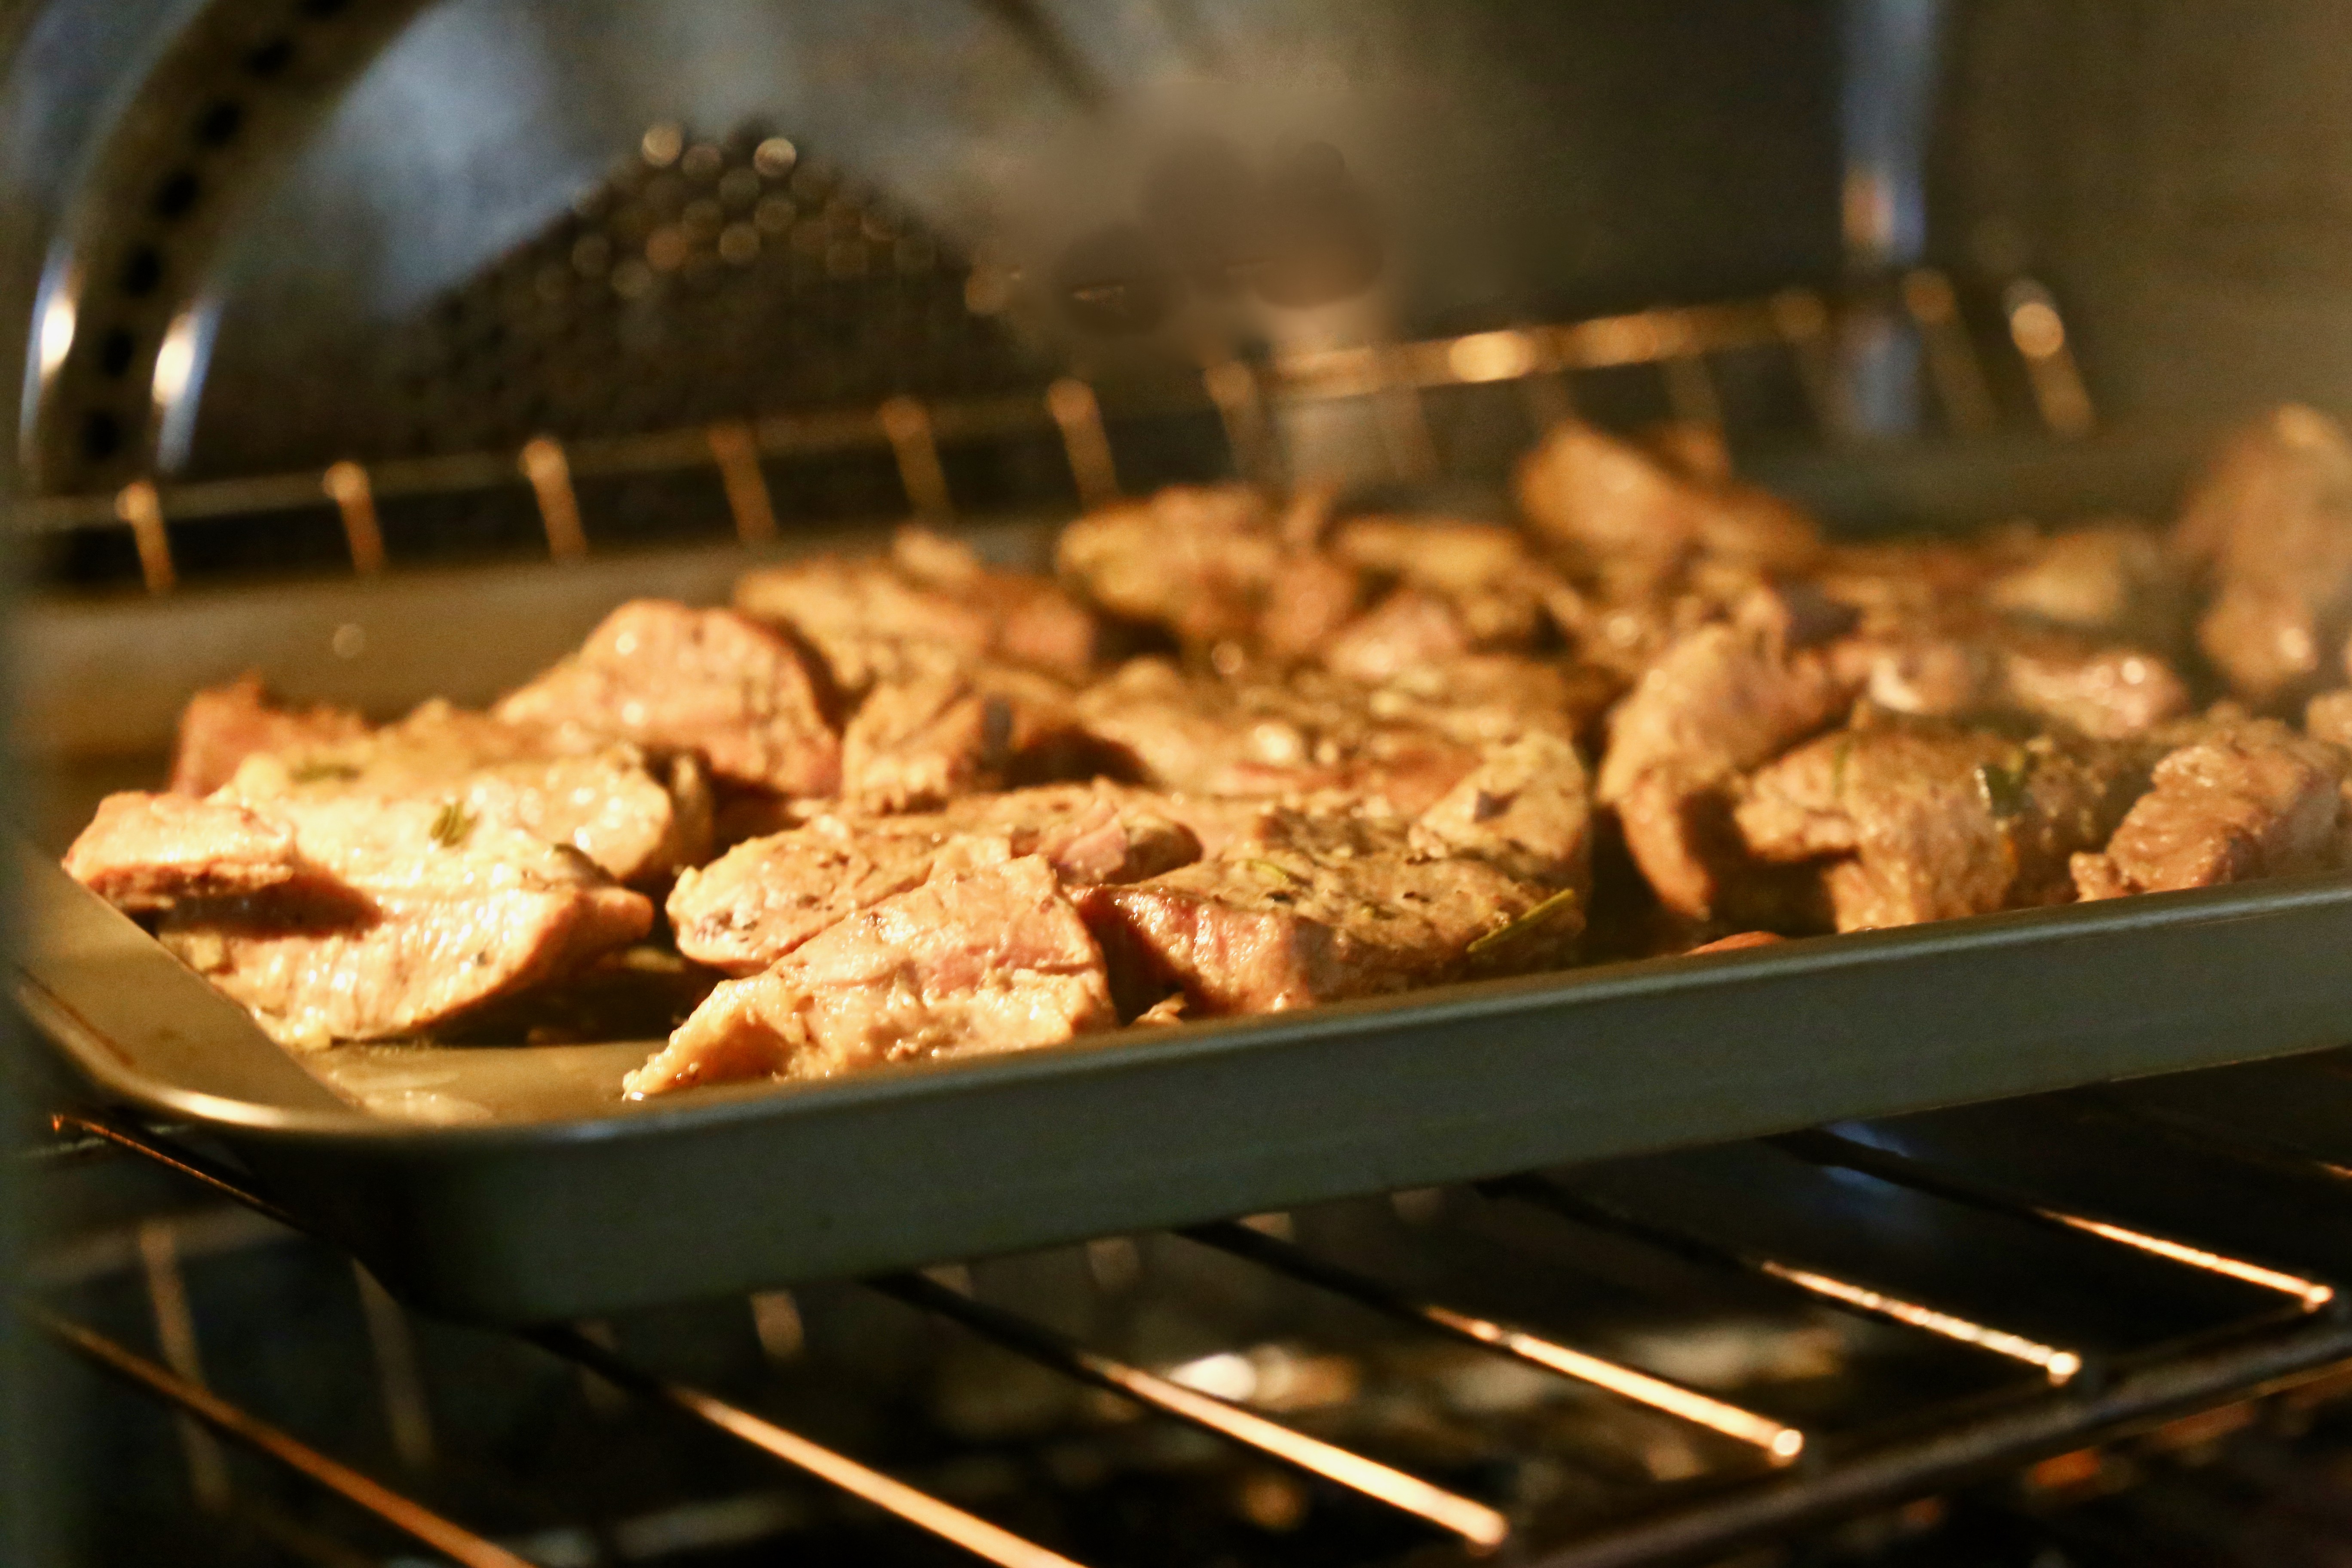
top-left (429, 799), bottom-right (477, 848)
top-left (1467, 884), bottom-right (1583, 958)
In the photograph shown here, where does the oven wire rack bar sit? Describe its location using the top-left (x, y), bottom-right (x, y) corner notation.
top-left (19, 272), bottom-right (2089, 594)
top-left (29, 1069), bottom-right (2352, 1568)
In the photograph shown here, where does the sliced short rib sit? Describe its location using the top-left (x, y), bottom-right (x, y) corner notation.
top-left (71, 790), bottom-right (652, 1047)
top-left (629, 856), bottom-right (1114, 1094)
top-left (667, 782), bottom-right (1200, 976)
top-left (495, 600), bottom-right (839, 797)
top-left (1077, 807), bottom-right (1577, 1017)
top-left (2071, 719), bottom-right (2351, 898)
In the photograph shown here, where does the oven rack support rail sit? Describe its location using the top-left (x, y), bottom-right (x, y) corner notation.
top-left (29, 1082), bottom-right (2352, 1568)
top-left (18, 272), bottom-right (2091, 595)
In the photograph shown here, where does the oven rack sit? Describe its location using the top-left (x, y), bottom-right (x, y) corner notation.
top-left (30, 1051), bottom-right (2352, 1568)
top-left (18, 270), bottom-right (2088, 596)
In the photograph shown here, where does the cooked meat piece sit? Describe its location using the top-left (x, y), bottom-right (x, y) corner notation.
top-left (91, 792), bottom-right (653, 1046)
top-left (64, 792), bottom-right (348, 914)
top-left (735, 554), bottom-right (990, 695)
top-left (1409, 732), bottom-right (1592, 889)
top-left (1324, 590), bottom-right (1476, 683)
top-left (2307, 689), bottom-right (2352, 748)
top-left (1737, 721), bottom-right (2151, 931)
top-left (1599, 616), bottom-right (1858, 804)
top-left (1056, 484), bottom-right (1283, 647)
top-left (1684, 929), bottom-right (1784, 955)
top-left (669, 782), bottom-right (1200, 975)
top-left (495, 600), bottom-right (840, 797)
top-left (1814, 537), bottom-right (2021, 636)
top-left (840, 658), bottom-right (1102, 813)
top-left (1643, 421), bottom-right (1736, 484)
top-left (2175, 405), bottom-right (2352, 707)
top-left (1257, 552), bottom-right (1366, 662)
top-left (1988, 522), bottom-right (2188, 649)
top-left (1078, 808), bottom-right (1577, 1016)
top-left (1595, 615), bottom-right (1861, 919)
top-left (2070, 719), bottom-right (2350, 899)
top-left (1361, 654), bottom-right (1619, 750)
top-left (225, 699), bottom-right (712, 885)
top-left (170, 674), bottom-right (367, 796)
top-left (1330, 517), bottom-right (1565, 648)
top-left (1838, 624), bottom-right (2188, 741)
top-left (1995, 633), bottom-right (2191, 740)
top-left (628, 856), bottom-right (1113, 1094)
top-left (1516, 420), bottom-right (1820, 585)
top-left (888, 526), bottom-right (1101, 680)
top-left (1840, 633), bottom-right (2000, 718)
top-left (1076, 658), bottom-right (1481, 814)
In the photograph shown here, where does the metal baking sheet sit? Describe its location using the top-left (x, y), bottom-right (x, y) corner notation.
top-left (23, 840), bottom-right (2352, 1324)
top-left (20, 426), bottom-right (2343, 1325)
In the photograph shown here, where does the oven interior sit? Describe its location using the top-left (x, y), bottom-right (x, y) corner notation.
top-left (15, 5), bottom-right (2352, 1566)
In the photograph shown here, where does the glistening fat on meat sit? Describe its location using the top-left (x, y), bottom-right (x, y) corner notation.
top-left (65, 790), bottom-right (652, 1046)
top-left (629, 856), bottom-right (1115, 1093)
top-left (667, 781), bottom-right (1200, 976)
top-left (495, 600), bottom-right (840, 797)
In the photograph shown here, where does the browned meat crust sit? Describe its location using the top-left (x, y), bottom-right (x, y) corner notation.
top-left (1075, 658), bottom-right (1483, 814)
top-left (839, 658), bottom-right (1108, 814)
top-left (630, 856), bottom-right (1113, 1093)
top-left (2071, 720), bottom-right (2351, 899)
top-left (72, 791), bottom-right (652, 1046)
top-left (1055, 484), bottom-right (1285, 648)
top-left (64, 792), bottom-right (345, 913)
top-left (1596, 613), bottom-right (1860, 919)
top-left (495, 600), bottom-right (839, 797)
top-left (668, 782), bottom-right (1200, 976)
top-left (735, 527), bottom-right (1100, 693)
top-left (1407, 732), bottom-right (1592, 888)
top-left (1077, 802), bottom-right (1583, 1017)
top-left (1515, 420), bottom-right (1821, 592)
top-left (1986, 522), bottom-right (2189, 649)
top-left (1737, 720), bottom-right (2152, 931)
top-left (171, 674), bottom-right (367, 797)
top-left (224, 698), bottom-right (713, 886)
top-left (2175, 406), bottom-right (2352, 708)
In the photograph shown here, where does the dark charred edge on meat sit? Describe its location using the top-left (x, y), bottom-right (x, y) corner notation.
top-left (431, 946), bottom-right (723, 1045)
top-left (749, 613), bottom-right (858, 729)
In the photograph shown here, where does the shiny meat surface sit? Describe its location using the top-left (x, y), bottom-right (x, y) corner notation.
top-left (225, 699), bottom-right (713, 885)
top-left (1075, 658), bottom-right (1481, 814)
top-left (1323, 590), bottom-right (1477, 684)
top-left (64, 792), bottom-right (343, 913)
top-left (1516, 420), bottom-right (1820, 590)
top-left (839, 658), bottom-right (1099, 813)
top-left (1408, 732), bottom-right (1593, 889)
top-left (734, 528), bottom-right (1099, 692)
top-left (1986, 522), bottom-right (2188, 648)
top-left (1056, 484), bottom-right (1284, 647)
top-left (1994, 633), bottom-right (2192, 740)
top-left (629, 856), bottom-right (1113, 1093)
top-left (2071, 720), bottom-right (2350, 898)
top-left (495, 600), bottom-right (839, 796)
top-left (83, 791), bottom-right (652, 1045)
top-left (888, 526), bottom-right (1100, 680)
top-left (1737, 721), bottom-right (2151, 931)
top-left (2175, 406), bottom-right (2352, 707)
top-left (668, 782), bottom-right (1200, 976)
top-left (1077, 807), bottom-right (1575, 1016)
top-left (170, 674), bottom-right (367, 796)
top-left (1330, 517), bottom-right (1567, 649)
top-left (1596, 618), bottom-right (1860, 918)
